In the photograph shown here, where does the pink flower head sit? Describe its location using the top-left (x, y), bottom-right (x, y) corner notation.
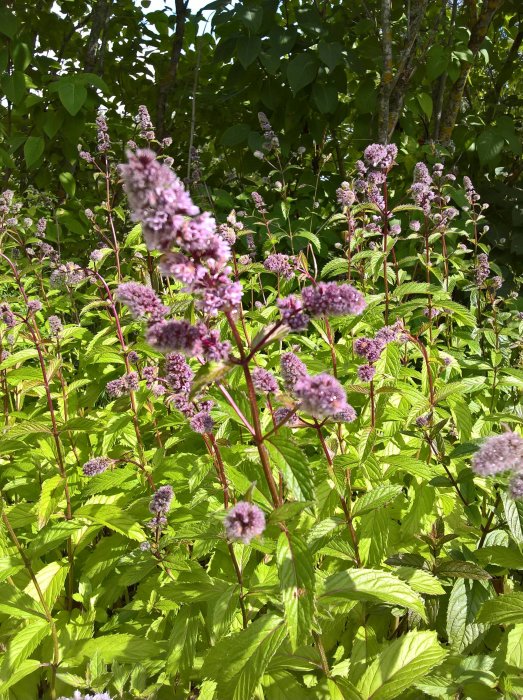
top-left (301, 282), bottom-right (366, 318)
top-left (224, 501), bottom-right (266, 544)
top-left (294, 372), bottom-right (348, 418)
top-left (116, 282), bottom-right (168, 322)
top-left (471, 432), bottom-right (523, 476)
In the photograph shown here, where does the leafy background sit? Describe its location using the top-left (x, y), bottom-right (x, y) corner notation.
top-left (1, 1), bottom-right (523, 699)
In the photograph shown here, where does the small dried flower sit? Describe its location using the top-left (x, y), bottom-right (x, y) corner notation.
top-left (224, 501), bottom-right (266, 544)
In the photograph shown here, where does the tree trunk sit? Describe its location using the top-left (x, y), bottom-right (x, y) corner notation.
top-left (156, 0), bottom-right (189, 140)
top-left (439, 0), bottom-right (505, 145)
top-left (378, 0), bottom-right (393, 143)
top-left (84, 0), bottom-right (111, 74)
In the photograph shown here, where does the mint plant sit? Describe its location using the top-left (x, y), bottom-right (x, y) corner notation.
top-left (0, 112), bottom-right (522, 700)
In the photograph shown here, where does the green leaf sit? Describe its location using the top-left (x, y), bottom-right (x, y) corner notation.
top-left (1, 70), bottom-right (26, 104)
top-left (287, 53), bottom-right (318, 93)
top-left (320, 568), bottom-right (427, 620)
top-left (446, 579), bottom-right (491, 651)
top-left (417, 93), bottom-right (433, 119)
top-left (276, 532), bottom-right (315, 651)
top-left (220, 123), bottom-right (251, 147)
top-left (352, 484), bottom-right (402, 518)
top-left (0, 619), bottom-right (49, 681)
top-left (237, 37), bottom-right (261, 69)
top-left (436, 560), bottom-right (491, 580)
top-left (0, 348), bottom-right (39, 369)
top-left (59, 171), bottom-right (76, 197)
top-left (321, 258), bottom-right (349, 279)
top-left (502, 493), bottom-right (523, 544)
top-left (202, 613), bottom-right (286, 700)
top-left (266, 436), bottom-right (314, 501)
top-left (58, 81), bottom-right (87, 116)
top-left (477, 593), bottom-right (523, 625)
top-left (24, 136), bottom-right (45, 168)
top-left (394, 567), bottom-right (445, 595)
top-left (295, 229), bottom-right (321, 252)
top-left (75, 504), bottom-right (145, 541)
top-left (0, 8), bottom-right (19, 39)
top-left (426, 45), bottom-right (448, 80)
top-left (355, 630), bottom-right (447, 700)
top-left (0, 659), bottom-right (41, 693)
top-left (477, 129), bottom-right (505, 165)
top-left (318, 41), bottom-right (343, 70)
top-left (72, 633), bottom-right (162, 663)
top-left (0, 584), bottom-right (46, 620)
top-left (312, 83), bottom-right (338, 114)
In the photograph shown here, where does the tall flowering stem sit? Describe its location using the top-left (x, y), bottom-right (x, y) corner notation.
top-left (1, 503), bottom-right (60, 699)
top-left (313, 420), bottom-right (361, 567)
top-left (0, 252), bottom-right (75, 608)
top-left (225, 312), bottom-right (282, 507)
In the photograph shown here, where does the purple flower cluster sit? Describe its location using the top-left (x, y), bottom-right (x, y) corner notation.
top-left (116, 282), bottom-right (168, 322)
top-left (251, 191), bottom-right (267, 214)
top-left (106, 372), bottom-right (139, 398)
top-left (509, 473), bottom-right (523, 500)
top-left (263, 253), bottom-right (294, 280)
top-left (252, 367), bottom-right (278, 394)
top-left (411, 162), bottom-right (435, 214)
top-left (354, 337), bottom-right (384, 363)
top-left (363, 143), bottom-right (398, 171)
top-left (26, 300), bottom-right (43, 314)
top-left (146, 320), bottom-right (230, 361)
top-left (50, 262), bottom-right (86, 288)
top-left (357, 364), bottom-right (376, 382)
top-left (336, 181), bottom-right (356, 208)
top-left (354, 321), bottom-right (404, 381)
top-left (475, 253), bottom-right (490, 286)
top-left (96, 111), bottom-right (110, 153)
top-left (82, 457), bottom-right (112, 477)
top-left (294, 372), bottom-right (349, 419)
top-left (224, 501), bottom-right (266, 544)
top-left (258, 112), bottom-right (279, 151)
top-left (148, 484), bottom-right (174, 529)
top-left (0, 303), bottom-right (16, 328)
top-left (280, 352), bottom-right (308, 391)
top-left (120, 150), bottom-right (241, 316)
top-left (136, 105), bottom-right (155, 141)
top-left (278, 282), bottom-right (366, 330)
top-left (190, 410), bottom-right (214, 434)
top-left (471, 431), bottom-right (523, 477)
top-left (165, 352), bottom-right (194, 393)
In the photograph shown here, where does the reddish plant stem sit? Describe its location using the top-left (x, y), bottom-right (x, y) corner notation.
top-left (226, 312), bottom-right (281, 507)
top-left (407, 333), bottom-right (435, 406)
top-left (369, 379), bottom-right (376, 428)
top-left (1, 507), bottom-right (60, 699)
top-left (201, 433), bottom-right (247, 628)
top-left (314, 422), bottom-right (361, 567)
